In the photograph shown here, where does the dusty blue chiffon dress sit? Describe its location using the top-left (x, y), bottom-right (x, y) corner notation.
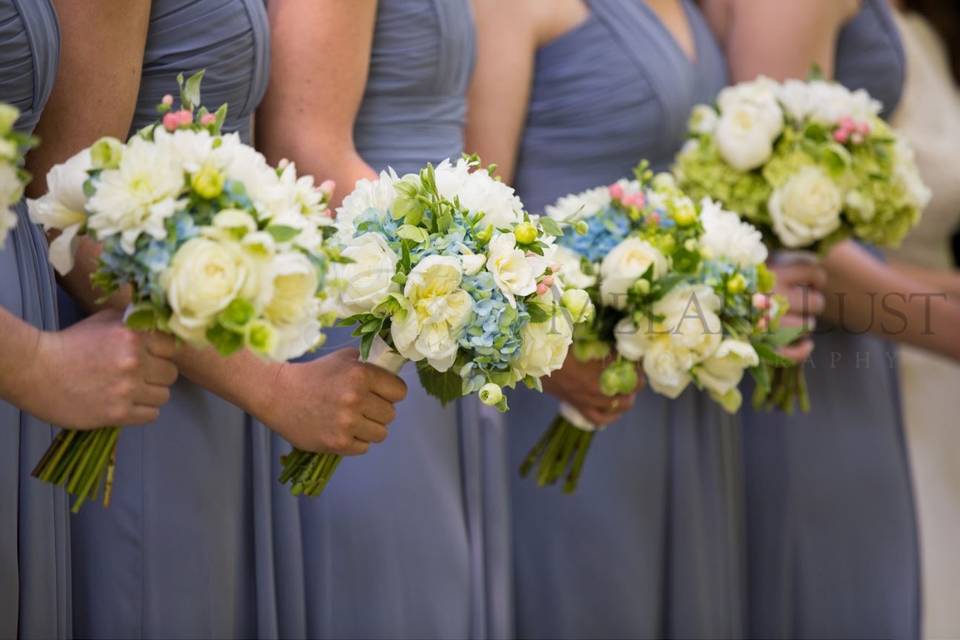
top-left (0, 2), bottom-right (66, 638)
top-left (275, 2), bottom-right (509, 638)
top-left (67, 1), bottom-right (286, 637)
top-left (741, 2), bottom-right (920, 639)
top-left (505, 2), bottom-right (741, 638)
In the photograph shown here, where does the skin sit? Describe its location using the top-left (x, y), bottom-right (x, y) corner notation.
top-left (0, 1), bottom-right (175, 430)
top-left (702, 0), bottom-right (960, 361)
top-left (28, 0), bottom-right (406, 455)
top-left (466, 0), bottom-right (713, 425)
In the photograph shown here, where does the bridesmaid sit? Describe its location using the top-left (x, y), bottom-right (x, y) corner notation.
top-left (701, 0), bottom-right (937, 637)
top-left (257, 1), bottom-right (510, 638)
top-left (466, 1), bottom-right (794, 637)
top-left (38, 1), bottom-right (404, 637)
top-left (0, 2), bottom-right (179, 637)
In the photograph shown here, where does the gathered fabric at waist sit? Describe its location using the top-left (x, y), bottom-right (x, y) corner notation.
top-left (355, 95), bottom-right (466, 175)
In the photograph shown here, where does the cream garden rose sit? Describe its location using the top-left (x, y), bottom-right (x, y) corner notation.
top-left (260, 251), bottom-right (323, 360)
top-left (599, 237), bottom-right (668, 309)
top-left (511, 311), bottom-right (573, 380)
top-left (487, 232), bottom-right (545, 307)
top-left (552, 244), bottom-right (597, 289)
top-left (768, 165), bottom-right (844, 247)
top-left (162, 236), bottom-right (255, 343)
top-left (391, 255), bottom-right (473, 371)
top-left (695, 338), bottom-right (759, 412)
top-left (330, 232), bottom-right (399, 315)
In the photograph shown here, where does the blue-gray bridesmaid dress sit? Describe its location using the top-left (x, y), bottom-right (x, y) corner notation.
top-left (276, 2), bottom-right (509, 638)
top-left (505, 2), bottom-right (741, 638)
top-left (741, 2), bottom-right (920, 639)
top-left (67, 1), bottom-right (287, 638)
top-left (0, 3), bottom-right (65, 638)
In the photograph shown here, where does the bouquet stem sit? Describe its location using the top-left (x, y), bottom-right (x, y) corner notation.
top-left (519, 403), bottom-right (597, 493)
top-left (758, 365), bottom-right (810, 414)
top-left (278, 336), bottom-right (405, 497)
top-left (32, 426), bottom-right (121, 513)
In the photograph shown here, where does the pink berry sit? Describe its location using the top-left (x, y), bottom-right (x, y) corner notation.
top-left (833, 129), bottom-right (850, 144)
top-left (161, 94), bottom-right (174, 107)
top-left (757, 316), bottom-right (769, 332)
top-left (839, 116), bottom-right (856, 131)
top-left (752, 293), bottom-right (769, 310)
top-left (609, 183), bottom-right (624, 200)
top-left (162, 112), bottom-right (179, 131)
top-left (856, 121), bottom-right (871, 136)
top-left (177, 110), bottom-right (193, 126)
top-left (542, 274), bottom-right (555, 287)
top-left (537, 282), bottom-right (550, 296)
top-left (200, 113), bottom-right (217, 126)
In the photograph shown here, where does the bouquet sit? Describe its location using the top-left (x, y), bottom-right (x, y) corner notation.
top-left (674, 75), bottom-right (930, 410)
top-left (520, 166), bottom-right (799, 492)
top-left (0, 104), bottom-right (37, 248)
top-left (278, 155), bottom-right (593, 497)
top-left (28, 72), bottom-right (337, 511)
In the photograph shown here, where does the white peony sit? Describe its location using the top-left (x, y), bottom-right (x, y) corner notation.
top-left (434, 158), bottom-right (524, 228)
top-left (28, 148), bottom-right (93, 274)
top-left (768, 165), bottom-right (844, 248)
top-left (162, 237), bottom-right (255, 343)
top-left (717, 77), bottom-right (783, 136)
top-left (778, 80), bottom-right (881, 125)
top-left (714, 103), bottom-right (779, 171)
top-left (551, 244), bottom-right (597, 289)
top-left (512, 312), bottom-right (574, 379)
top-left (87, 136), bottom-right (185, 253)
top-left (695, 338), bottom-right (759, 408)
top-left (391, 255), bottom-right (473, 371)
top-left (329, 232), bottom-right (399, 315)
top-left (545, 185), bottom-right (612, 224)
top-left (642, 340), bottom-right (694, 398)
top-left (336, 169), bottom-right (401, 236)
top-left (698, 198), bottom-right (768, 267)
top-left (486, 232), bottom-right (546, 307)
top-left (614, 316), bottom-right (653, 362)
top-left (599, 237), bottom-right (668, 309)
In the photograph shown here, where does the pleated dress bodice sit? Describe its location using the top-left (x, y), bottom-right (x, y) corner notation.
top-left (514, 0), bottom-right (726, 213)
top-left (506, 2), bottom-right (745, 639)
top-left (741, 2), bottom-right (920, 639)
top-left (0, 0), bottom-right (67, 638)
top-left (69, 2), bottom-right (279, 638)
top-left (293, 2), bottom-right (511, 639)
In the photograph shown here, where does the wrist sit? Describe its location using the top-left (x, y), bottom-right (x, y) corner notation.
top-left (0, 322), bottom-right (47, 410)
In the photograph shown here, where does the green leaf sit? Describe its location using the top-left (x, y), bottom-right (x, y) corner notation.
top-left (417, 363), bottom-right (464, 406)
top-left (125, 305), bottom-right (158, 332)
top-left (206, 322), bottom-right (244, 357)
top-left (526, 302), bottom-right (551, 323)
top-left (765, 326), bottom-right (805, 348)
top-left (753, 342), bottom-right (794, 368)
top-left (397, 224), bottom-right (429, 244)
top-left (359, 331), bottom-right (376, 361)
top-left (538, 216), bottom-right (563, 238)
top-left (213, 103), bottom-right (228, 133)
top-left (266, 225), bottom-right (301, 243)
top-left (178, 70), bottom-right (205, 111)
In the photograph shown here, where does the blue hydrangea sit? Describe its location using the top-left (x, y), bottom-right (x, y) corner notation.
top-left (560, 206), bottom-right (631, 263)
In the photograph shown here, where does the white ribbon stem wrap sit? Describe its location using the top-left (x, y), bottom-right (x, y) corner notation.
top-left (362, 334), bottom-right (407, 375)
top-left (559, 401), bottom-right (599, 432)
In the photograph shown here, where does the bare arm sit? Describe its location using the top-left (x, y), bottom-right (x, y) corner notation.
top-left (256, 0), bottom-right (378, 206)
top-left (464, 0), bottom-right (543, 183)
top-left (702, 0), bottom-right (860, 82)
top-left (888, 259), bottom-right (960, 303)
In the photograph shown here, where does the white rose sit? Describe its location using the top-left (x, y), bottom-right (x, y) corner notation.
top-left (655, 284), bottom-right (723, 363)
top-left (162, 237), bottom-right (254, 343)
top-left (599, 237), bottom-right (668, 309)
top-left (512, 313), bottom-right (573, 380)
top-left (614, 317), bottom-right (652, 362)
top-left (695, 339), bottom-right (759, 399)
top-left (435, 158), bottom-right (524, 229)
top-left (552, 244), bottom-right (596, 289)
top-left (698, 198), bottom-right (768, 267)
top-left (768, 165), bottom-right (843, 248)
top-left (336, 169), bottom-right (401, 236)
top-left (459, 251), bottom-right (486, 276)
top-left (791, 81), bottom-right (881, 126)
top-left (892, 138), bottom-right (931, 209)
top-left (717, 77), bottom-right (783, 137)
top-left (487, 232), bottom-right (545, 306)
top-left (27, 148), bottom-right (92, 274)
top-left (87, 135), bottom-right (185, 253)
top-left (714, 103), bottom-right (779, 171)
top-left (330, 232), bottom-right (399, 315)
top-left (391, 255), bottom-right (473, 371)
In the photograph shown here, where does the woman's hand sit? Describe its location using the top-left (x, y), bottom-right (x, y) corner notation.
top-left (13, 309), bottom-right (178, 428)
top-left (542, 354), bottom-right (643, 427)
top-left (251, 347), bottom-right (408, 456)
top-left (770, 260), bottom-right (827, 363)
